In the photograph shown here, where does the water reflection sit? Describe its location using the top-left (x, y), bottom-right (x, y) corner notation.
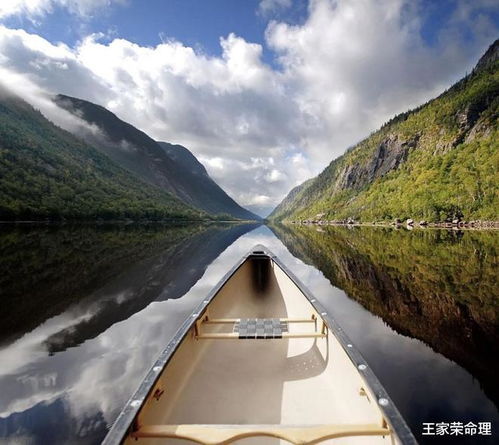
top-left (0, 224), bottom-right (497, 444)
top-left (0, 223), bottom-right (258, 348)
top-left (0, 223), bottom-right (259, 443)
top-left (270, 223), bottom-right (499, 444)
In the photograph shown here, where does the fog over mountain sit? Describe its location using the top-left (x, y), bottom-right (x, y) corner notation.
top-left (53, 94), bottom-right (259, 220)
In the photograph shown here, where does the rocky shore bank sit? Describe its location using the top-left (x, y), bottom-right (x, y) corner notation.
top-left (288, 216), bottom-right (499, 229)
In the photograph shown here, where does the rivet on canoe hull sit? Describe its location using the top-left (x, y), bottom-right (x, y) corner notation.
top-left (130, 400), bottom-right (142, 408)
top-left (321, 312), bottom-right (327, 316)
top-left (378, 398), bottom-right (389, 406)
top-left (347, 344), bottom-right (353, 348)
top-left (153, 366), bottom-right (162, 372)
top-left (358, 364), bottom-right (367, 371)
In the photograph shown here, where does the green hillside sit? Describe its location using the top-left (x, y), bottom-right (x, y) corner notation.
top-left (0, 89), bottom-right (206, 221)
top-left (54, 95), bottom-right (260, 221)
top-left (269, 40), bottom-right (499, 223)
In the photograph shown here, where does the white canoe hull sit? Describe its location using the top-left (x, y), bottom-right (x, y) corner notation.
top-left (104, 246), bottom-right (416, 444)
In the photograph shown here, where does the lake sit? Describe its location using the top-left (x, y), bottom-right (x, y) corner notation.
top-left (0, 223), bottom-right (497, 444)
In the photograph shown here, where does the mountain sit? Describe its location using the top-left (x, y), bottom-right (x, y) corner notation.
top-left (269, 40), bottom-right (499, 223)
top-left (54, 95), bottom-right (260, 220)
top-left (158, 141), bottom-right (208, 176)
top-left (0, 88), bottom-right (203, 221)
top-left (157, 141), bottom-right (260, 219)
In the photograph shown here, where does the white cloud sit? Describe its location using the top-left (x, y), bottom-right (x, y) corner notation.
top-left (0, 0), bottom-right (496, 216)
top-left (266, 168), bottom-right (286, 182)
top-left (258, 0), bottom-right (292, 16)
top-left (248, 194), bottom-right (271, 205)
top-left (0, 0), bottom-right (127, 19)
top-left (198, 156), bottom-right (225, 171)
top-left (265, 0), bottom-right (497, 164)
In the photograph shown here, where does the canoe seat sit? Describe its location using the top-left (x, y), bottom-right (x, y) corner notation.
top-left (194, 315), bottom-right (327, 340)
top-left (234, 318), bottom-right (288, 339)
top-left (131, 423), bottom-right (391, 444)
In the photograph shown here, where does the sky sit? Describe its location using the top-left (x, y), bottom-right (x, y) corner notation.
top-left (0, 0), bottom-right (497, 216)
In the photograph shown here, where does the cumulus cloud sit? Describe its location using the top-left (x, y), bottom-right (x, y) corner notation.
top-left (0, 0), bottom-right (497, 216)
top-left (0, 0), bottom-right (127, 19)
top-left (266, 0), bottom-right (497, 166)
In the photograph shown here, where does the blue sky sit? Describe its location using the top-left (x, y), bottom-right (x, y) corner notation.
top-left (6, 2), bottom-right (293, 43)
top-left (4, 0), bottom-right (497, 60)
top-left (6, 1), bottom-right (267, 48)
top-left (2, 0), bottom-right (310, 65)
top-left (0, 0), bottom-right (497, 215)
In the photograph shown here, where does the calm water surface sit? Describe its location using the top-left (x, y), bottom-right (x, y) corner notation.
top-left (0, 223), bottom-right (497, 444)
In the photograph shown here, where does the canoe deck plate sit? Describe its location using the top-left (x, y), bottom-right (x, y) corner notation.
top-left (234, 318), bottom-right (289, 339)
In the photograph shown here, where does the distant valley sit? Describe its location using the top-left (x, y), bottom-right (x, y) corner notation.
top-left (1, 40), bottom-right (497, 224)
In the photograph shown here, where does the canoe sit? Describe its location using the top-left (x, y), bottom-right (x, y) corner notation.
top-left (103, 245), bottom-right (416, 444)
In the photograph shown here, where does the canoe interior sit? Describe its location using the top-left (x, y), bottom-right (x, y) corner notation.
top-left (123, 253), bottom-right (401, 444)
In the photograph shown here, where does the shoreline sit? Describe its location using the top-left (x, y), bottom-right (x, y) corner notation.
top-left (0, 219), bottom-right (261, 226)
top-left (283, 220), bottom-right (499, 231)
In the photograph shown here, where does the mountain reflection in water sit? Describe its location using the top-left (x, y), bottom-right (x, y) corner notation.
top-left (0, 223), bottom-right (497, 444)
top-left (270, 223), bottom-right (499, 442)
top-left (0, 222), bottom-right (258, 443)
top-left (0, 223), bottom-right (258, 348)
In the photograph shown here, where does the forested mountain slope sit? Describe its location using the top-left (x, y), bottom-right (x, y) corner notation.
top-left (54, 95), bottom-right (259, 220)
top-left (269, 40), bottom-right (499, 223)
top-left (0, 88), bottom-right (203, 221)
